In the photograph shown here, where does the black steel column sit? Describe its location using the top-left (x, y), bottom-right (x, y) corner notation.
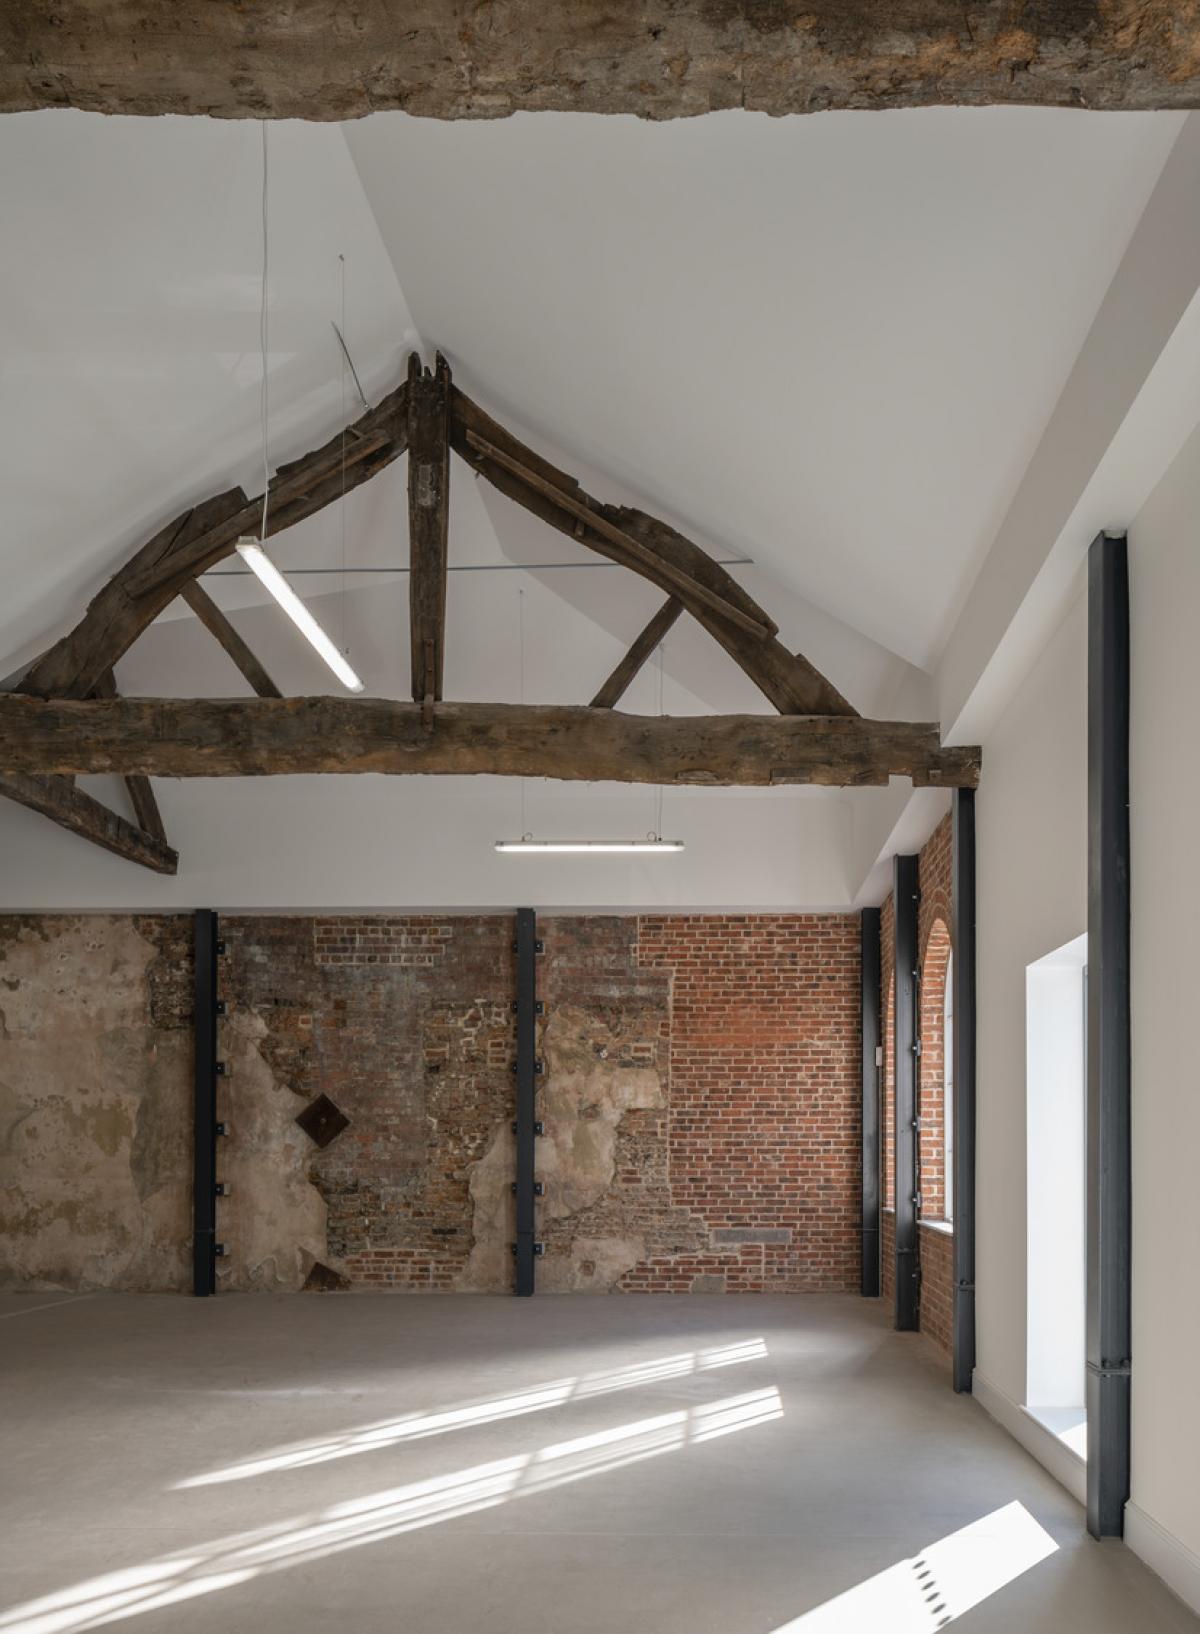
top-left (513, 908), bottom-right (541, 1296)
top-left (952, 789), bottom-right (977, 1393)
top-left (193, 910), bottom-right (219, 1296)
top-left (893, 854), bottom-right (920, 1331)
top-left (860, 907), bottom-right (882, 1297)
top-left (1086, 531), bottom-right (1132, 1539)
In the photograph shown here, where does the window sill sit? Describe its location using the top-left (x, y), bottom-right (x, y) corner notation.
top-left (919, 1218), bottom-right (954, 1236)
top-left (1025, 1404), bottom-right (1087, 1461)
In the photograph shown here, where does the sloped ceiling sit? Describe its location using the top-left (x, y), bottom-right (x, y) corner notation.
top-left (345, 106), bottom-right (1184, 668)
top-left (0, 103), bottom-right (1189, 908)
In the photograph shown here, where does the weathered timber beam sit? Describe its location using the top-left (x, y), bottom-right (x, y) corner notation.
top-left (92, 669), bottom-right (168, 844)
top-left (407, 353), bottom-right (452, 703)
top-left (462, 424), bottom-right (771, 641)
top-left (179, 581), bottom-right (283, 699)
top-left (0, 696), bottom-right (981, 789)
top-left (590, 598), bottom-right (683, 709)
top-left (452, 389), bottom-right (856, 716)
top-left (4, 4), bottom-right (1199, 120)
top-left (16, 383), bottom-right (408, 702)
top-left (0, 772), bottom-right (178, 874)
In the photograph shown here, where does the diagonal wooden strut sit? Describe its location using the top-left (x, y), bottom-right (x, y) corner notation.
top-left (92, 669), bottom-right (168, 844)
top-left (180, 581), bottom-right (283, 698)
top-left (591, 597), bottom-right (682, 709)
top-left (0, 772), bottom-right (178, 874)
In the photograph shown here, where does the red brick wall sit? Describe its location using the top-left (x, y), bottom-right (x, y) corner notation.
top-left (881, 1206), bottom-right (895, 1307)
top-left (219, 911), bottom-right (863, 1294)
top-left (631, 915), bottom-right (861, 1292)
top-left (918, 1223), bottom-right (953, 1357)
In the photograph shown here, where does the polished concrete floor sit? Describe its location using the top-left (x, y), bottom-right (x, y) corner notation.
top-left (1, 1292), bottom-right (1195, 1634)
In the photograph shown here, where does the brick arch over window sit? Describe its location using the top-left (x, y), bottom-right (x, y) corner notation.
top-left (919, 916), bottom-right (952, 1220)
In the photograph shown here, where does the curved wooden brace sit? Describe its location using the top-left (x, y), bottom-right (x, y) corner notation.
top-left (16, 381), bottom-right (410, 700)
top-left (449, 387), bottom-right (857, 716)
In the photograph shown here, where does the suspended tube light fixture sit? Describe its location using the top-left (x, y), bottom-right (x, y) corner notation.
top-left (495, 837), bottom-right (684, 854)
top-left (235, 538), bottom-right (364, 693)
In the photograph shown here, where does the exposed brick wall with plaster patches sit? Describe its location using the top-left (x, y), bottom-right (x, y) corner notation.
top-left (226, 915), bottom-right (515, 1291)
top-left (1, 912), bottom-right (862, 1296)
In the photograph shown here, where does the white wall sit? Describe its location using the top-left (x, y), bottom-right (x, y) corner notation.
top-left (1126, 417), bottom-right (1200, 1574)
top-left (0, 773), bottom-right (855, 913)
top-left (975, 586), bottom-right (1088, 1410)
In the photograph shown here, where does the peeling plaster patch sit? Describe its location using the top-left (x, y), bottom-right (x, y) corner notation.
top-left (217, 1006), bottom-right (328, 1292)
top-left (0, 916), bottom-right (191, 1292)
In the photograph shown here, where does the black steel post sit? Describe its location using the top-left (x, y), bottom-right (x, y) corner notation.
top-left (860, 907), bottom-right (882, 1297)
top-left (193, 909), bottom-right (219, 1296)
top-left (951, 789), bottom-right (977, 1393)
top-left (513, 908), bottom-right (540, 1296)
top-left (893, 854), bottom-right (920, 1331)
top-left (1086, 532), bottom-right (1132, 1539)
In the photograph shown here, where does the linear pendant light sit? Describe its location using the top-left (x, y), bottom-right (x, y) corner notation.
top-left (495, 838), bottom-right (684, 854)
top-left (235, 538), bottom-right (364, 693)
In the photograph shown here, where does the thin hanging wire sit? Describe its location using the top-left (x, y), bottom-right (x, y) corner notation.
top-left (338, 254), bottom-right (348, 657)
top-left (519, 587), bottom-right (529, 839)
top-left (258, 122), bottom-right (271, 543)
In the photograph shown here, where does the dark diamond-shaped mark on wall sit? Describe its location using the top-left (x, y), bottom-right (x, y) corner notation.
top-left (302, 1260), bottom-right (352, 1292)
top-left (296, 1093), bottom-right (350, 1149)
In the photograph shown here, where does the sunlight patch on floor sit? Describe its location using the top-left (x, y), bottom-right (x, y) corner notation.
top-left (174, 1337), bottom-right (769, 1489)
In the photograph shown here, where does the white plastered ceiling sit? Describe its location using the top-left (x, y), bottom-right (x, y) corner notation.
top-left (0, 106), bottom-right (1194, 908)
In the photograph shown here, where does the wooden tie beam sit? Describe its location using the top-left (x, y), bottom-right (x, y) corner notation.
top-left (1, 353), bottom-right (982, 871)
top-left (0, 695), bottom-right (981, 789)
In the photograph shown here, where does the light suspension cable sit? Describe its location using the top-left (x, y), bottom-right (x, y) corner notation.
top-left (495, 600), bottom-right (683, 856)
top-left (244, 125), bottom-right (363, 694)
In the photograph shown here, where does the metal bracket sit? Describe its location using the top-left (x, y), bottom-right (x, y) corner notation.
top-left (215, 1061), bottom-right (228, 1077)
top-left (214, 1243), bottom-right (227, 1258)
top-left (215, 1121), bottom-right (229, 1137)
top-left (214, 1182), bottom-right (228, 1197)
